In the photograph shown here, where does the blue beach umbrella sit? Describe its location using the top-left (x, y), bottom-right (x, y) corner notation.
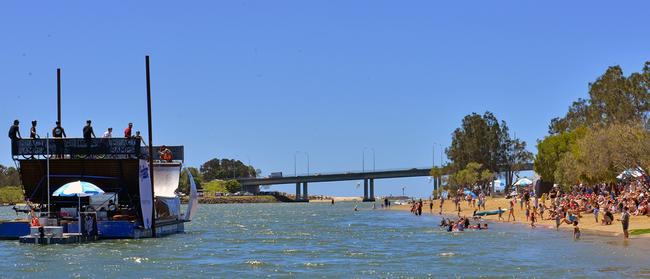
top-left (513, 178), bottom-right (533, 187)
top-left (463, 189), bottom-right (478, 198)
top-left (52, 181), bottom-right (105, 197)
top-left (52, 181), bottom-right (104, 235)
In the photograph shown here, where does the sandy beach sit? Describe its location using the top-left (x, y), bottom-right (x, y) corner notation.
top-left (389, 197), bottom-right (650, 239)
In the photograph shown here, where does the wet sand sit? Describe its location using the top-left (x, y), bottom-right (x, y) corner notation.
top-left (390, 197), bottom-right (650, 239)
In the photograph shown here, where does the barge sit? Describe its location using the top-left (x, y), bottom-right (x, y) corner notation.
top-left (1, 57), bottom-right (198, 244)
top-left (1, 138), bottom-right (198, 243)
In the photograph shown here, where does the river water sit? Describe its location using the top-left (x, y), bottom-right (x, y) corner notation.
top-left (0, 202), bottom-right (649, 278)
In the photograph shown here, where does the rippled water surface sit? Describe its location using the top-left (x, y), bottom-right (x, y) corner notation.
top-left (1, 203), bottom-right (649, 278)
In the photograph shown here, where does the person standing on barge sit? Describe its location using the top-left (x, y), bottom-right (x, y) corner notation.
top-left (30, 120), bottom-right (39, 139)
top-left (83, 120), bottom-right (96, 156)
top-left (124, 122), bottom-right (133, 138)
top-left (8, 120), bottom-right (21, 155)
top-left (83, 120), bottom-right (96, 139)
top-left (52, 121), bottom-right (66, 158)
top-left (102, 127), bottom-right (112, 138)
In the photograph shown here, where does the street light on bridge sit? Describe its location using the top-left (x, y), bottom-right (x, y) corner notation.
top-left (362, 147), bottom-right (375, 173)
top-left (294, 151), bottom-right (310, 176)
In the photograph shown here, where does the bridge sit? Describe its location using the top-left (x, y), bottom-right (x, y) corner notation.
top-left (239, 168), bottom-right (433, 202)
top-left (238, 163), bottom-right (534, 202)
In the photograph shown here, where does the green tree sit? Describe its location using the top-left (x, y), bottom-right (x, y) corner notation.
top-left (553, 150), bottom-right (581, 190)
top-left (447, 112), bottom-right (502, 173)
top-left (178, 167), bottom-right (203, 194)
top-left (200, 158), bottom-right (257, 181)
top-left (202, 180), bottom-right (228, 193)
top-left (534, 127), bottom-right (587, 184)
top-left (429, 166), bottom-right (442, 178)
top-left (549, 62), bottom-right (650, 134)
top-left (448, 162), bottom-right (483, 190)
top-left (223, 180), bottom-right (242, 193)
top-left (0, 186), bottom-right (24, 204)
top-left (0, 165), bottom-right (21, 187)
top-left (573, 123), bottom-right (649, 184)
top-left (501, 136), bottom-right (534, 189)
top-left (446, 111), bottom-right (532, 187)
top-left (539, 61), bottom-right (650, 189)
top-left (479, 169), bottom-right (494, 191)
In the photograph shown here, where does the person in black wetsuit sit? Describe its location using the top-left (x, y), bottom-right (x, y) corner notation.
top-left (83, 120), bottom-right (95, 139)
top-left (52, 121), bottom-right (66, 158)
top-left (83, 120), bottom-right (95, 156)
top-left (52, 121), bottom-right (66, 138)
top-left (8, 120), bottom-right (21, 155)
top-left (29, 120), bottom-right (39, 139)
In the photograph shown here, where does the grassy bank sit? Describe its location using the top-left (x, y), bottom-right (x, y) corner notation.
top-left (0, 186), bottom-right (24, 204)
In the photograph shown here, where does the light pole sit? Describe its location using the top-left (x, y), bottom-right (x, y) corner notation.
top-left (432, 143), bottom-right (437, 197)
top-left (294, 151), bottom-right (309, 176)
top-left (402, 186), bottom-right (405, 197)
top-left (363, 147), bottom-right (375, 172)
top-left (371, 148), bottom-right (375, 172)
top-left (432, 142), bottom-right (437, 168)
top-left (294, 151), bottom-right (299, 176)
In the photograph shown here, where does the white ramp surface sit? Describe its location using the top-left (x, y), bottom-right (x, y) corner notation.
top-left (154, 164), bottom-right (181, 197)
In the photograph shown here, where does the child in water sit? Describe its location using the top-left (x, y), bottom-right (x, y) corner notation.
top-left (530, 210), bottom-right (536, 229)
top-left (573, 221), bottom-right (580, 240)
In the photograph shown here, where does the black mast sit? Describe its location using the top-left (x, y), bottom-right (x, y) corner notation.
top-left (145, 56), bottom-right (156, 237)
top-left (57, 68), bottom-right (61, 124)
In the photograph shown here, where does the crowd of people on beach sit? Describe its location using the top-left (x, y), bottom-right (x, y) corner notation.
top-left (439, 174), bottom-right (649, 239)
top-left (535, 176), bottom-right (649, 239)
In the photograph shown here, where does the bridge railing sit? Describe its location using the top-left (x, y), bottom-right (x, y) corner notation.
top-left (240, 166), bottom-right (435, 180)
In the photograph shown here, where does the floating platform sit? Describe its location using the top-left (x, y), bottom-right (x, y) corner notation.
top-left (0, 220), bottom-right (30, 240)
top-left (18, 226), bottom-right (97, 244)
top-left (19, 233), bottom-right (96, 244)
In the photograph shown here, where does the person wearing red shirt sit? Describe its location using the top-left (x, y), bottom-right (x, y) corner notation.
top-left (124, 122), bottom-right (133, 138)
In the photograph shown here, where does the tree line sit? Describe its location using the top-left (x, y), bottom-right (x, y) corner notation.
top-left (535, 62), bottom-right (650, 188)
top-left (437, 61), bottom-right (650, 193)
top-left (179, 158), bottom-right (259, 194)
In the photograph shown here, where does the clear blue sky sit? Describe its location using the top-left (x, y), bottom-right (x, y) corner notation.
top-left (1, 1), bottom-right (649, 198)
